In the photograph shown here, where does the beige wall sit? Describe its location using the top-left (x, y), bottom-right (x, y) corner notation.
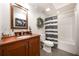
top-left (0, 3), bottom-right (2, 39)
top-left (0, 3), bottom-right (46, 40)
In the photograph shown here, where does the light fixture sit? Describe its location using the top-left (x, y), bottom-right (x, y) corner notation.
top-left (46, 8), bottom-right (50, 11)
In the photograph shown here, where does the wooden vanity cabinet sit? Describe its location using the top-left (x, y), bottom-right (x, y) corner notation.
top-left (29, 36), bottom-right (40, 56)
top-left (0, 35), bottom-right (40, 56)
top-left (0, 47), bottom-right (2, 56)
top-left (3, 40), bottom-right (28, 56)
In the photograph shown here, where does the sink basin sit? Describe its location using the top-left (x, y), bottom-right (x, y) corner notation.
top-left (17, 35), bottom-right (31, 39)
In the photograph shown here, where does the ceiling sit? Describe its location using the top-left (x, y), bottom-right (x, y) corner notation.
top-left (53, 3), bottom-right (70, 9)
top-left (19, 3), bottom-right (70, 16)
top-left (28, 3), bottom-right (70, 16)
top-left (28, 3), bottom-right (57, 16)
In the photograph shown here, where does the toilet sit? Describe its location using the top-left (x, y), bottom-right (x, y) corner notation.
top-left (40, 34), bottom-right (54, 53)
top-left (42, 40), bottom-right (54, 53)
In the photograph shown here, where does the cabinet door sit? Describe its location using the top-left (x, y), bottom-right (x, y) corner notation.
top-left (3, 40), bottom-right (28, 56)
top-left (29, 36), bottom-right (40, 56)
top-left (0, 47), bottom-right (2, 56)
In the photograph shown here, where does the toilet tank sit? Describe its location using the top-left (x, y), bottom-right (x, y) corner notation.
top-left (40, 33), bottom-right (45, 41)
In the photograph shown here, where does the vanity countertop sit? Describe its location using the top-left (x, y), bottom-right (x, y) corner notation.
top-left (0, 34), bottom-right (40, 46)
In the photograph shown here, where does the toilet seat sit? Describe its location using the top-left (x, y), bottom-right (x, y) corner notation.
top-left (43, 40), bottom-right (54, 47)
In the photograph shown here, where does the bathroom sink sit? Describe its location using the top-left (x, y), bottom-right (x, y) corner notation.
top-left (17, 35), bottom-right (31, 39)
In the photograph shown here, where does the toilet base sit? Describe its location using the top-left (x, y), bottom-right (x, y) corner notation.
top-left (43, 44), bottom-right (52, 53)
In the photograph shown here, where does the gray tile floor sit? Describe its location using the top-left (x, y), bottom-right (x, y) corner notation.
top-left (40, 48), bottom-right (77, 56)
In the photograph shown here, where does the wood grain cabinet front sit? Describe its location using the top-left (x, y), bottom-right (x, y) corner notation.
top-left (3, 40), bottom-right (28, 56)
top-left (29, 36), bottom-right (40, 56)
top-left (0, 35), bottom-right (40, 56)
top-left (0, 47), bottom-right (2, 56)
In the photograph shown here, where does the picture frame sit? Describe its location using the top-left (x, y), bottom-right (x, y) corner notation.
top-left (10, 3), bottom-right (28, 29)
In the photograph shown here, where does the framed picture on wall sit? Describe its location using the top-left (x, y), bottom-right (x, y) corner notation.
top-left (10, 3), bottom-right (28, 29)
top-left (15, 18), bottom-right (27, 27)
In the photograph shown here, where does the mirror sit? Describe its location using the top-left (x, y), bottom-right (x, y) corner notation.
top-left (10, 3), bottom-right (28, 29)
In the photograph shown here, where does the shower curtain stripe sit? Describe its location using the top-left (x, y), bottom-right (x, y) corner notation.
top-left (45, 16), bottom-right (58, 48)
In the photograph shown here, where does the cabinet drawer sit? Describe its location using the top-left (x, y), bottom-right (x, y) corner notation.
top-left (4, 40), bottom-right (27, 50)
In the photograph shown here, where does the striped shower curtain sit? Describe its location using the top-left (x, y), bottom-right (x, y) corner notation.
top-left (45, 16), bottom-right (58, 48)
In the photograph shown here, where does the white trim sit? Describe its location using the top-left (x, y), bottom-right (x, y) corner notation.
top-left (58, 40), bottom-right (77, 54)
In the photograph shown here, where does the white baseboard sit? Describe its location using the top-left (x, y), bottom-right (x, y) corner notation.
top-left (58, 40), bottom-right (77, 55)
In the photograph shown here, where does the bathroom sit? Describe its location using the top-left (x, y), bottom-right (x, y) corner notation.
top-left (0, 2), bottom-right (79, 56)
